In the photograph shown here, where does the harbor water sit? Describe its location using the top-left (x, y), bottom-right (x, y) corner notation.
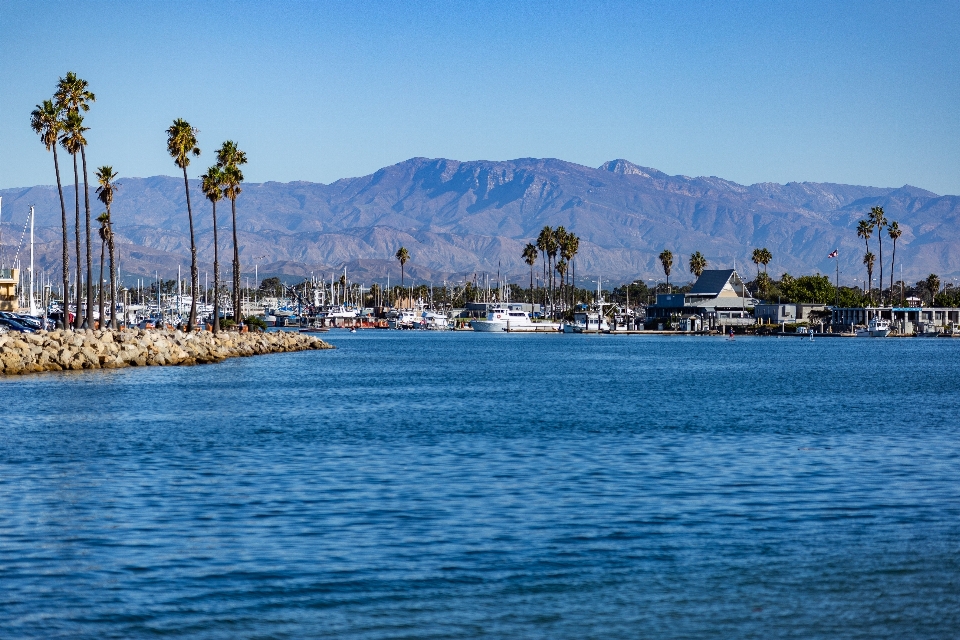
top-left (3, 332), bottom-right (960, 638)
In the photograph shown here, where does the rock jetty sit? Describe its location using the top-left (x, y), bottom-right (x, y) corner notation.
top-left (0, 329), bottom-right (334, 375)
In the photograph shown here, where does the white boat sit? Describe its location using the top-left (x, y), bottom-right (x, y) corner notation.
top-left (856, 316), bottom-right (890, 338)
top-left (470, 306), bottom-right (560, 332)
top-left (563, 281), bottom-right (613, 333)
top-left (388, 309), bottom-right (419, 329)
top-left (419, 310), bottom-right (449, 330)
top-left (325, 305), bottom-right (360, 319)
top-left (562, 310), bottom-right (610, 333)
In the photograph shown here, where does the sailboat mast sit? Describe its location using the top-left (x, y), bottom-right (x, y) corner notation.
top-left (29, 206), bottom-right (37, 315)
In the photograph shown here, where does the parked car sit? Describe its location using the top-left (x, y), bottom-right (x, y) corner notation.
top-left (4, 313), bottom-right (43, 330)
top-left (0, 316), bottom-right (36, 333)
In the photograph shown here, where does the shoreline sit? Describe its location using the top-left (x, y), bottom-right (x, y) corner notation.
top-left (0, 328), bottom-right (334, 376)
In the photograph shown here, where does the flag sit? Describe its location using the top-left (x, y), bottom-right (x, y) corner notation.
top-left (828, 249), bottom-right (838, 258)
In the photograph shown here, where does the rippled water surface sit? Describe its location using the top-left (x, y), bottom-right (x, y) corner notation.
top-left (3, 331), bottom-right (960, 638)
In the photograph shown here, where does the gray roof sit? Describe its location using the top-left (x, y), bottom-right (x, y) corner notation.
top-left (689, 269), bottom-right (736, 296)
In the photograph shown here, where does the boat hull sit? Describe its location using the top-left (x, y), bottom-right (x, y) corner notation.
top-left (856, 329), bottom-right (890, 337)
top-left (471, 320), bottom-right (559, 332)
top-left (470, 320), bottom-right (505, 332)
top-left (505, 323), bottom-right (560, 332)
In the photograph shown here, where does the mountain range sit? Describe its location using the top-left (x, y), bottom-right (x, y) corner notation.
top-left (1, 157), bottom-right (958, 286)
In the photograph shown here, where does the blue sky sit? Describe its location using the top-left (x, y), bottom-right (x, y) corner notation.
top-left (2, 0), bottom-right (958, 193)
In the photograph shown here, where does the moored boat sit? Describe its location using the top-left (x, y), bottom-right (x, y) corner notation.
top-left (471, 306), bottom-right (560, 332)
top-left (856, 316), bottom-right (890, 338)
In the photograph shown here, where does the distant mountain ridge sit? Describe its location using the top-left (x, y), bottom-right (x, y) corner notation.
top-left (1, 157), bottom-right (957, 284)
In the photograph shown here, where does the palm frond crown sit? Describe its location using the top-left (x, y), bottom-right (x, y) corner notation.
top-left (95, 166), bottom-right (119, 207)
top-left (30, 100), bottom-right (63, 151)
top-left (201, 166), bottom-right (224, 203)
top-left (55, 72), bottom-right (95, 114)
top-left (166, 119), bottom-right (200, 168)
top-left (59, 111), bottom-right (88, 154)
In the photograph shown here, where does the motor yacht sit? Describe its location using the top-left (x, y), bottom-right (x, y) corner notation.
top-left (856, 316), bottom-right (890, 338)
top-left (470, 306), bottom-right (560, 332)
top-left (388, 309), bottom-right (419, 329)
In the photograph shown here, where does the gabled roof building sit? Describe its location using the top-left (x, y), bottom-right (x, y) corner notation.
top-left (646, 269), bottom-right (756, 328)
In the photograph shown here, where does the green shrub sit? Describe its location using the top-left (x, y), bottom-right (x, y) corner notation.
top-left (245, 315), bottom-right (268, 332)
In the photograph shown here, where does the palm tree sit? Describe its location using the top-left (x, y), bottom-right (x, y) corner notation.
top-left (536, 226), bottom-right (552, 311)
top-left (659, 249), bottom-right (674, 292)
top-left (863, 252), bottom-right (876, 302)
top-left (857, 219), bottom-right (873, 253)
top-left (925, 274), bottom-right (941, 305)
top-left (563, 232), bottom-right (579, 308)
top-left (689, 251), bottom-right (707, 278)
top-left (751, 248), bottom-right (763, 279)
top-left (755, 272), bottom-right (772, 298)
top-left (216, 141), bottom-right (248, 323)
top-left (30, 99), bottom-right (70, 329)
top-left (97, 213), bottom-right (109, 327)
top-left (95, 166), bottom-right (119, 328)
top-left (857, 219), bottom-right (874, 301)
top-left (522, 243), bottom-right (537, 300)
top-left (201, 166), bottom-right (224, 334)
top-left (55, 72), bottom-right (96, 328)
top-left (61, 110), bottom-right (87, 328)
top-left (555, 259), bottom-right (568, 304)
top-left (166, 119), bottom-right (201, 331)
top-left (759, 248), bottom-right (772, 273)
top-left (396, 247), bottom-right (410, 285)
top-left (869, 206), bottom-right (887, 304)
top-left (549, 227), bottom-right (564, 315)
top-left (888, 221), bottom-right (901, 303)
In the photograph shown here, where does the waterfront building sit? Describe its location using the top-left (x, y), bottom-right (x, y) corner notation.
top-left (755, 303), bottom-right (828, 325)
top-left (831, 306), bottom-right (960, 334)
top-left (0, 268), bottom-right (19, 312)
top-left (646, 269), bottom-right (756, 329)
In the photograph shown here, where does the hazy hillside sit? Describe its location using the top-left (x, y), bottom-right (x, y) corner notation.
top-left (1, 157), bottom-right (957, 285)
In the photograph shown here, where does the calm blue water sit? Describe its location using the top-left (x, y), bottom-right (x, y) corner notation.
top-left (2, 332), bottom-right (960, 638)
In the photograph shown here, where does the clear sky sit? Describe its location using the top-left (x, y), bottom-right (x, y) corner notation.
top-left (2, 0), bottom-right (958, 194)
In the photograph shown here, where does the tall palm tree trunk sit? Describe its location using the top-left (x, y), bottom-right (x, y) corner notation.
top-left (98, 238), bottom-right (105, 327)
top-left (108, 224), bottom-right (117, 329)
top-left (182, 165), bottom-right (198, 331)
top-left (53, 146), bottom-right (70, 329)
top-left (541, 251), bottom-right (546, 313)
top-left (890, 241), bottom-right (898, 305)
top-left (231, 198), bottom-right (240, 323)
top-left (878, 236), bottom-right (883, 306)
top-left (212, 200), bottom-right (220, 334)
top-left (549, 255), bottom-right (554, 318)
top-left (81, 146), bottom-right (94, 328)
top-left (72, 155), bottom-right (83, 329)
top-left (571, 260), bottom-right (575, 308)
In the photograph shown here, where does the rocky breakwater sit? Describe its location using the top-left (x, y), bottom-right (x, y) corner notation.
top-left (0, 329), bottom-right (334, 375)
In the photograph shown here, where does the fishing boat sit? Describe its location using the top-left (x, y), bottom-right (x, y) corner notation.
top-left (471, 306), bottom-right (560, 332)
top-left (562, 279), bottom-right (612, 333)
top-left (419, 310), bottom-right (449, 330)
top-left (856, 316), bottom-right (890, 338)
top-left (562, 310), bottom-right (610, 333)
top-left (388, 309), bottom-right (419, 329)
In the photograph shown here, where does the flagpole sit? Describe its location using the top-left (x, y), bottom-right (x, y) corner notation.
top-left (828, 249), bottom-right (839, 307)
